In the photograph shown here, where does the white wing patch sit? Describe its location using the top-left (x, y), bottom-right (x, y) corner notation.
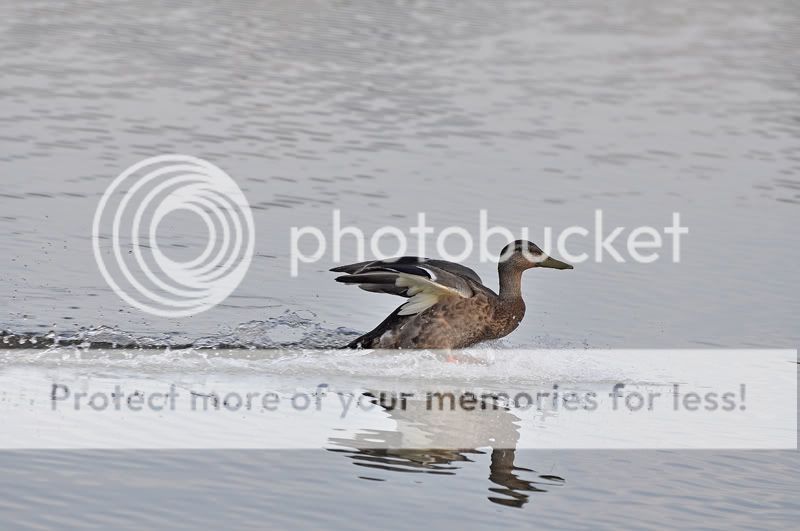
top-left (418, 267), bottom-right (437, 281)
top-left (395, 273), bottom-right (468, 316)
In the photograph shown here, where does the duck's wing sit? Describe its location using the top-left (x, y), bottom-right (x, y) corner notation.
top-left (331, 257), bottom-right (483, 283)
top-left (331, 257), bottom-right (479, 316)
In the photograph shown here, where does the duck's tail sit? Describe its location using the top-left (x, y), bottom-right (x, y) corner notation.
top-left (339, 338), bottom-right (366, 349)
top-left (339, 306), bottom-right (405, 349)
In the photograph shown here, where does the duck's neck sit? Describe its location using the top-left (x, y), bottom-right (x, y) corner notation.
top-left (498, 264), bottom-right (524, 301)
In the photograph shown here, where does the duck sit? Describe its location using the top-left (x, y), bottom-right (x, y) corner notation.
top-left (331, 240), bottom-right (573, 349)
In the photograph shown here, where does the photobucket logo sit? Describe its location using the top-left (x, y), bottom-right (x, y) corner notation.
top-left (92, 155), bottom-right (255, 317)
top-left (290, 210), bottom-right (689, 276)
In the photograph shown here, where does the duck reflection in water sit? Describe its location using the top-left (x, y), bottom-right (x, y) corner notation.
top-left (327, 391), bottom-right (565, 508)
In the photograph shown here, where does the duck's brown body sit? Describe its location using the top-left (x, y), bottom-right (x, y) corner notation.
top-left (347, 285), bottom-right (526, 349)
top-left (332, 241), bottom-right (572, 349)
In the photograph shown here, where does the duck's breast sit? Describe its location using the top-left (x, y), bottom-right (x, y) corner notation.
top-left (395, 292), bottom-right (497, 348)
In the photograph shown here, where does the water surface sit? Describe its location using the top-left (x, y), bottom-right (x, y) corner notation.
top-left (0, 0), bottom-right (798, 529)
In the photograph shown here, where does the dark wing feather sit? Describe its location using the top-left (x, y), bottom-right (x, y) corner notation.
top-left (330, 257), bottom-right (483, 284)
top-left (331, 257), bottom-right (479, 315)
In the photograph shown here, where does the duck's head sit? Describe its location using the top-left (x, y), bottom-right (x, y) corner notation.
top-left (499, 240), bottom-right (573, 271)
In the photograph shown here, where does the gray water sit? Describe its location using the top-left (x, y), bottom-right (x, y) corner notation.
top-left (1, 0), bottom-right (799, 529)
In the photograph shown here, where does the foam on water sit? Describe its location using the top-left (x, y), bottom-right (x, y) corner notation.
top-left (0, 344), bottom-right (656, 391)
top-left (1, 309), bottom-right (607, 387)
top-left (1, 311), bottom-right (362, 350)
